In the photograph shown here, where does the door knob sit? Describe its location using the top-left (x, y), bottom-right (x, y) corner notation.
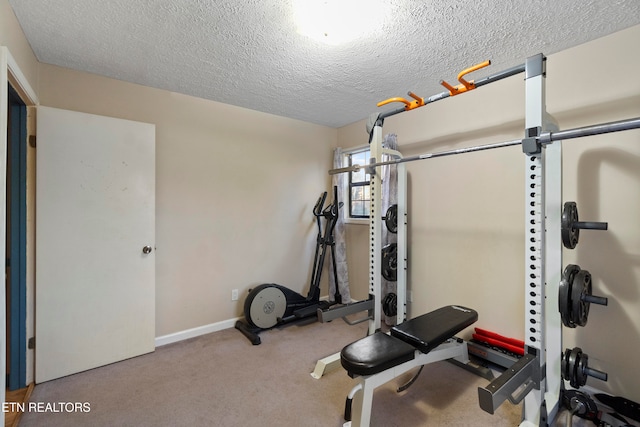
top-left (142, 245), bottom-right (153, 254)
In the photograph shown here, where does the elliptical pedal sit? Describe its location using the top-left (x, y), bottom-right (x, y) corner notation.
top-left (294, 304), bottom-right (320, 318)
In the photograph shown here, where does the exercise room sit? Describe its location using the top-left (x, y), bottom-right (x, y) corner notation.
top-left (1, 1), bottom-right (639, 426)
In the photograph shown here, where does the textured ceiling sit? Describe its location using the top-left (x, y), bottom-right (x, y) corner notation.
top-left (8, 0), bottom-right (640, 128)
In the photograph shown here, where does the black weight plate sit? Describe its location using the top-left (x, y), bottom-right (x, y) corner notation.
top-left (572, 270), bottom-right (592, 327)
top-left (558, 278), bottom-right (573, 328)
top-left (381, 243), bottom-right (397, 282)
top-left (569, 347), bottom-right (581, 388)
top-left (576, 351), bottom-right (589, 387)
top-left (562, 202), bottom-right (580, 249)
top-left (560, 265), bottom-right (580, 328)
top-left (382, 292), bottom-right (397, 316)
top-left (385, 204), bottom-right (398, 234)
top-left (563, 390), bottom-right (599, 420)
top-left (563, 264), bottom-right (581, 284)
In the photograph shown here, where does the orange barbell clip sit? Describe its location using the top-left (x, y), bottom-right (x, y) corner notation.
top-left (440, 60), bottom-right (491, 96)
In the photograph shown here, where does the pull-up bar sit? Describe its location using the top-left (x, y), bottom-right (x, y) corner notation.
top-left (329, 117), bottom-right (640, 176)
top-left (376, 60), bottom-right (527, 120)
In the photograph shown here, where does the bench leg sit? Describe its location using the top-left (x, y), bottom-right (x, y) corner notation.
top-left (343, 340), bottom-right (470, 426)
top-left (349, 380), bottom-right (374, 427)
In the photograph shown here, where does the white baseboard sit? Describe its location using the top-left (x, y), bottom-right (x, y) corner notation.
top-left (155, 317), bottom-right (241, 347)
top-left (154, 295), bottom-right (356, 348)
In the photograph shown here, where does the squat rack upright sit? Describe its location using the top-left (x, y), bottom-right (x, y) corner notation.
top-left (329, 53), bottom-right (640, 426)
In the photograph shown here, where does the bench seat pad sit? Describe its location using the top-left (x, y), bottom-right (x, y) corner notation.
top-left (341, 332), bottom-right (415, 377)
top-left (391, 305), bottom-right (478, 354)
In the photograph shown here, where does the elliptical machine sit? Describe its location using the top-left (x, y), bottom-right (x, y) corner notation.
top-left (235, 186), bottom-right (343, 344)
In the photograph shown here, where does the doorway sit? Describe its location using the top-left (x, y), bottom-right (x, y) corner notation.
top-left (6, 83), bottom-right (27, 391)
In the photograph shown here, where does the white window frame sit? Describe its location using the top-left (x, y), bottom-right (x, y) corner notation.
top-left (340, 145), bottom-right (371, 225)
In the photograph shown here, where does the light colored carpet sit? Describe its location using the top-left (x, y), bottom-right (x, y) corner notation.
top-left (18, 317), bottom-right (566, 426)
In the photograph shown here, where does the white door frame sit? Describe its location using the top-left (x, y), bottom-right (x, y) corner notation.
top-left (1, 46), bottom-right (39, 419)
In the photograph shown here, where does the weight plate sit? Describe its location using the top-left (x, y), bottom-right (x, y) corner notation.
top-left (563, 264), bottom-right (581, 285)
top-left (569, 347), bottom-right (581, 388)
top-left (572, 269), bottom-right (592, 327)
top-left (559, 278), bottom-right (573, 328)
top-left (385, 204), bottom-right (398, 234)
top-left (562, 202), bottom-right (580, 249)
top-left (382, 292), bottom-right (397, 316)
top-left (562, 390), bottom-right (599, 420)
top-left (576, 351), bottom-right (589, 387)
top-left (246, 285), bottom-right (287, 329)
top-left (381, 243), bottom-right (397, 282)
top-left (559, 265), bottom-right (580, 328)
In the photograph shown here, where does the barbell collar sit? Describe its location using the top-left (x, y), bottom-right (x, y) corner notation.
top-left (538, 132), bottom-right (552, 145)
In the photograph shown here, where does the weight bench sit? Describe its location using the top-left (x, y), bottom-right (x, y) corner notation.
top-left (340, 305), bottom-right (478, 427)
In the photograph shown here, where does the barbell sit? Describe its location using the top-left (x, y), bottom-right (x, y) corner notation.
top-left (559, 264), bottom-right (608, 328)
top-left (329, 117), bottom-right (640, 176)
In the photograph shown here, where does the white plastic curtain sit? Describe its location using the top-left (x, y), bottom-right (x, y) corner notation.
top-left (381, 134), bottom-right (398, 325)
top-left (329, 147), bottom-right (352, 303)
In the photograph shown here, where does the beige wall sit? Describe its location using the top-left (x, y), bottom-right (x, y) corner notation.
top-left (37, 64), bottom-right (337, 336)
top-left (338, 24), bottom-right (640, 401)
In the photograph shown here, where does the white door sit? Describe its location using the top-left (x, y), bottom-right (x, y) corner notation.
top-left (36, 106), bottom-right (155, 383)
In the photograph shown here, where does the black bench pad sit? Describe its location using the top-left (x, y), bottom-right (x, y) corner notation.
top-left (341, 332), bottom-right (415, 377)
top-left (391, 305), bottom-right (478, 353)
top-left (341, 305), bottom-right (478, 377)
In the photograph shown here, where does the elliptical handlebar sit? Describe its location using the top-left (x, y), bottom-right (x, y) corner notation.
top-left (313, 191), bottom-right (328, 216)
top-left (322, 185), bottom-right (341, 219)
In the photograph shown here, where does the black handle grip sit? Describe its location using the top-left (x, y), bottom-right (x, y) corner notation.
top-left (313, 192), bottom-right (327, 216)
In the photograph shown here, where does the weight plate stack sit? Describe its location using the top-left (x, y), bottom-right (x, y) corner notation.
top-left (559, 264), bottom-right (601, 328)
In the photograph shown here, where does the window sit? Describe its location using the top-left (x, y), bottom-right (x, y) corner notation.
top-left (347, 148), bottom-right (371, 218)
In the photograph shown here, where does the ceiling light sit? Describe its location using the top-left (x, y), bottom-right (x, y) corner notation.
top-left (293, 0), bottom-right (388, 45)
